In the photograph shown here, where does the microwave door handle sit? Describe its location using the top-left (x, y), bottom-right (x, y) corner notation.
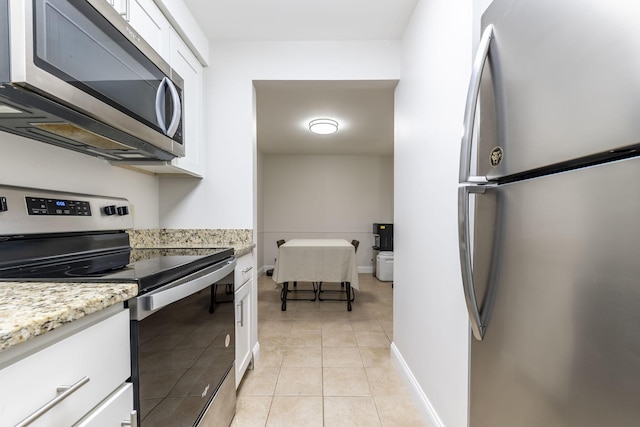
top-left (155, 77), bottom-right (169, 134)
top-left (164, 78), bottom-right (182, 138)
top-left (459, 24), bottom-right (493, 184)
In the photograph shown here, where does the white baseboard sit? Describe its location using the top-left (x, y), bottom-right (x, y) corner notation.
top-left (251, 341), bottom-right (261, 368)
top-left (258, 265), bottom-right (270, 276)
top-left (390, 342), bottom-right (446, 427)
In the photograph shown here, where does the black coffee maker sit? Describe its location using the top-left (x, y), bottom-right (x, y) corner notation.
top-left (373, 223), bottom-right (393, 251)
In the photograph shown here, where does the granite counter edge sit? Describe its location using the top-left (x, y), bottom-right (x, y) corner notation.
top-left (0, 282), bottom-right (138, 353)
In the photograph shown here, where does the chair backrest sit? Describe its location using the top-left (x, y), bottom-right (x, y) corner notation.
top-left (276, 239), bottom-right (285, 248)
top-left (351, 239), bottom-right (360, 252)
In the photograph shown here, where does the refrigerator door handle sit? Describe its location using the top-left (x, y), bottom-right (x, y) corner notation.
top-left (459, 185), bottom-right (486, 341)
top-left (459, 24), bottom-right (494, 184)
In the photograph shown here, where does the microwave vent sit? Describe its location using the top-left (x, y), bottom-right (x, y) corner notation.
top-left (31, 122), bottom-right (134, 150)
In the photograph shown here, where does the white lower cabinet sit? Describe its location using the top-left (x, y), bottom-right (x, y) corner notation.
top-left (235, 277), bottom-right (252, 387)
top-left (235, 252), bottom-right (255, 387)
top-left (74, 383), bottom-right (134, 427)
top-left (0, 306), bottom-right (132, 426)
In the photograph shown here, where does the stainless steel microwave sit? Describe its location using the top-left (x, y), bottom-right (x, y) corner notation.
top-left (0, 0), bottom-right (184, 160)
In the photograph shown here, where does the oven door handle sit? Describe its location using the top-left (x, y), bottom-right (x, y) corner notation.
top-left (140, 258), bottom-right (236, 312)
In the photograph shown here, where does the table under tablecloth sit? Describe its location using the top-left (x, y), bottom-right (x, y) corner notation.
top-left (272, 238), bottom-right (359, 290)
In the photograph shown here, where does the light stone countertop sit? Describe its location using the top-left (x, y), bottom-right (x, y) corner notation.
top-left (128, 229), bottom-right (254, 254)
top-left (0, 282), bottom-right (137, 353)
top-left (0, 228), bottom-right (254, 354)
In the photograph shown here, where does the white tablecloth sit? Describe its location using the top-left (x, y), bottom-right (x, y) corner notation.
top-left (272, 239), bottom-right (359, 290)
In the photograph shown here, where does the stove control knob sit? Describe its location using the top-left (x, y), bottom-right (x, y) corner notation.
top-left (104, 205), bottom-right (117, 216)
top-left (117, 205), bottom-right (129, 216)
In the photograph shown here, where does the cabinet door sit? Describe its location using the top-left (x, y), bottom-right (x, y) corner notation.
top-left (128, 0), bottom-right (170, 59)
top-left (73, 383), bottom-right (134, 427)
top-left (235, 278), bottom-right (253, 387)
top-left (235, 253), bottom-right (254, 286)
top-left (0, 309), bottom-right (130, 426)
top-left (103, 0), bottom-right (125, 15)
top-left (105, 0), bottom-right (169, 59)
top-left (169, 28), bottom-right (205, 177)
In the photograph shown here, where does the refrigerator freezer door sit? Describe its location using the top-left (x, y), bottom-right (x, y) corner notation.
top-left (477, 0), bottom-right (640, 180)
top-left (469, 157), bottom-right (640, 427)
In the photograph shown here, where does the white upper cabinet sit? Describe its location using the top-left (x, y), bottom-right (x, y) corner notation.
top-left (165, 27), bottom-right (205, 177)
top-left (104, 0), bottom-right (170, 59)
top-left (152, 0), bottom-right (210, 66)
top-left (128, 0), bottom-right (171, 59)
top-left (105, 0), bottom-right (208, 177)
top-left (114, 28), bottom-right (205, 177)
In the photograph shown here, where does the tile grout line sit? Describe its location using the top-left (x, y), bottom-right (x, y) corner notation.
top-left (251, 275), bottom-right (411, 427)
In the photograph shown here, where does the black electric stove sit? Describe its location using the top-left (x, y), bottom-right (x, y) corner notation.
top-left (0, 239), bottom-right (233, 294)
top-left (0, 231), bottom-right (233, 294)
top-left (0, 185), bottom-right (234, 293)
top-left (0, 184), bottom-right (238, 427)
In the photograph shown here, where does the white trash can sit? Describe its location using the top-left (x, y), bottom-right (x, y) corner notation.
top-left (376, 251), bottom-right (394, 282)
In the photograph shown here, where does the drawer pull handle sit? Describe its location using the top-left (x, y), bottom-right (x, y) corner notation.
top-left (15, 376), bottom-right (90, 427)
top-left (121, 410), bottom-right (138, 427)
top-left (242, 267), bottom-right (253, 273)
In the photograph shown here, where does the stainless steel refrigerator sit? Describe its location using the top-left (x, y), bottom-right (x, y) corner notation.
top-left (458, 1), bottom-right (640, 426)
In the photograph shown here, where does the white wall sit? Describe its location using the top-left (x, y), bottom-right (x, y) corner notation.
top-left (0, 132), bottom-right (160, 227)
top-left (260, 154), bottom-right (393, 272)
top-left (159, 41), bottom-right (401, 230)
top-left (393, 0), bottom-right (473, 426)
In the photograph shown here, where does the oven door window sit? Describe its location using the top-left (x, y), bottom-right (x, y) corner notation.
top-left (32, 0), bottom-right (182, 141)
top-left (134, 288), bottom-right (234, 426)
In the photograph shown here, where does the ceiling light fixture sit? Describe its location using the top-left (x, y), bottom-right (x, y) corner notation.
top-left (309, 118), bottom-right (338, 135)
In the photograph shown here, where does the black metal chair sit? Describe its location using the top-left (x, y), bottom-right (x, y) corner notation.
top-left (317, 239), bottom-right (358, 307)
top-left (209, 272), bottom-right (234, 313)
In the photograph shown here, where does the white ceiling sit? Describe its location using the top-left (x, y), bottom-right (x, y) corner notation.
top-left (181, 0), bottom-right (418, 155)
top-left (181, 0), bottom-right (418, 42)
top-left (255, 80), bottom-right (397, 155)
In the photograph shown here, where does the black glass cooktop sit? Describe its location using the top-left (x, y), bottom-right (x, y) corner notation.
top-left (0, 246), bottom-right (234, 294)
top-left (109, 248), bottom-right (234, 292)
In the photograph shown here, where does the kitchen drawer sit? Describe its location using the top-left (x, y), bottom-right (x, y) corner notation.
top-left (0, 309), bottom-right (130, 426)
top-left (74, 383), bottom-right (134, 427)
top-left (235, 253), bottom-right (253, 286)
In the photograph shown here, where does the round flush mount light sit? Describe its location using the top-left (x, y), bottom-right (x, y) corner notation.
top-left (309, 118), bottom-right (338, 135)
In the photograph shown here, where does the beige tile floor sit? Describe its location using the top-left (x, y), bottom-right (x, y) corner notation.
top-left (231, 273), bottom-right (425, 427)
